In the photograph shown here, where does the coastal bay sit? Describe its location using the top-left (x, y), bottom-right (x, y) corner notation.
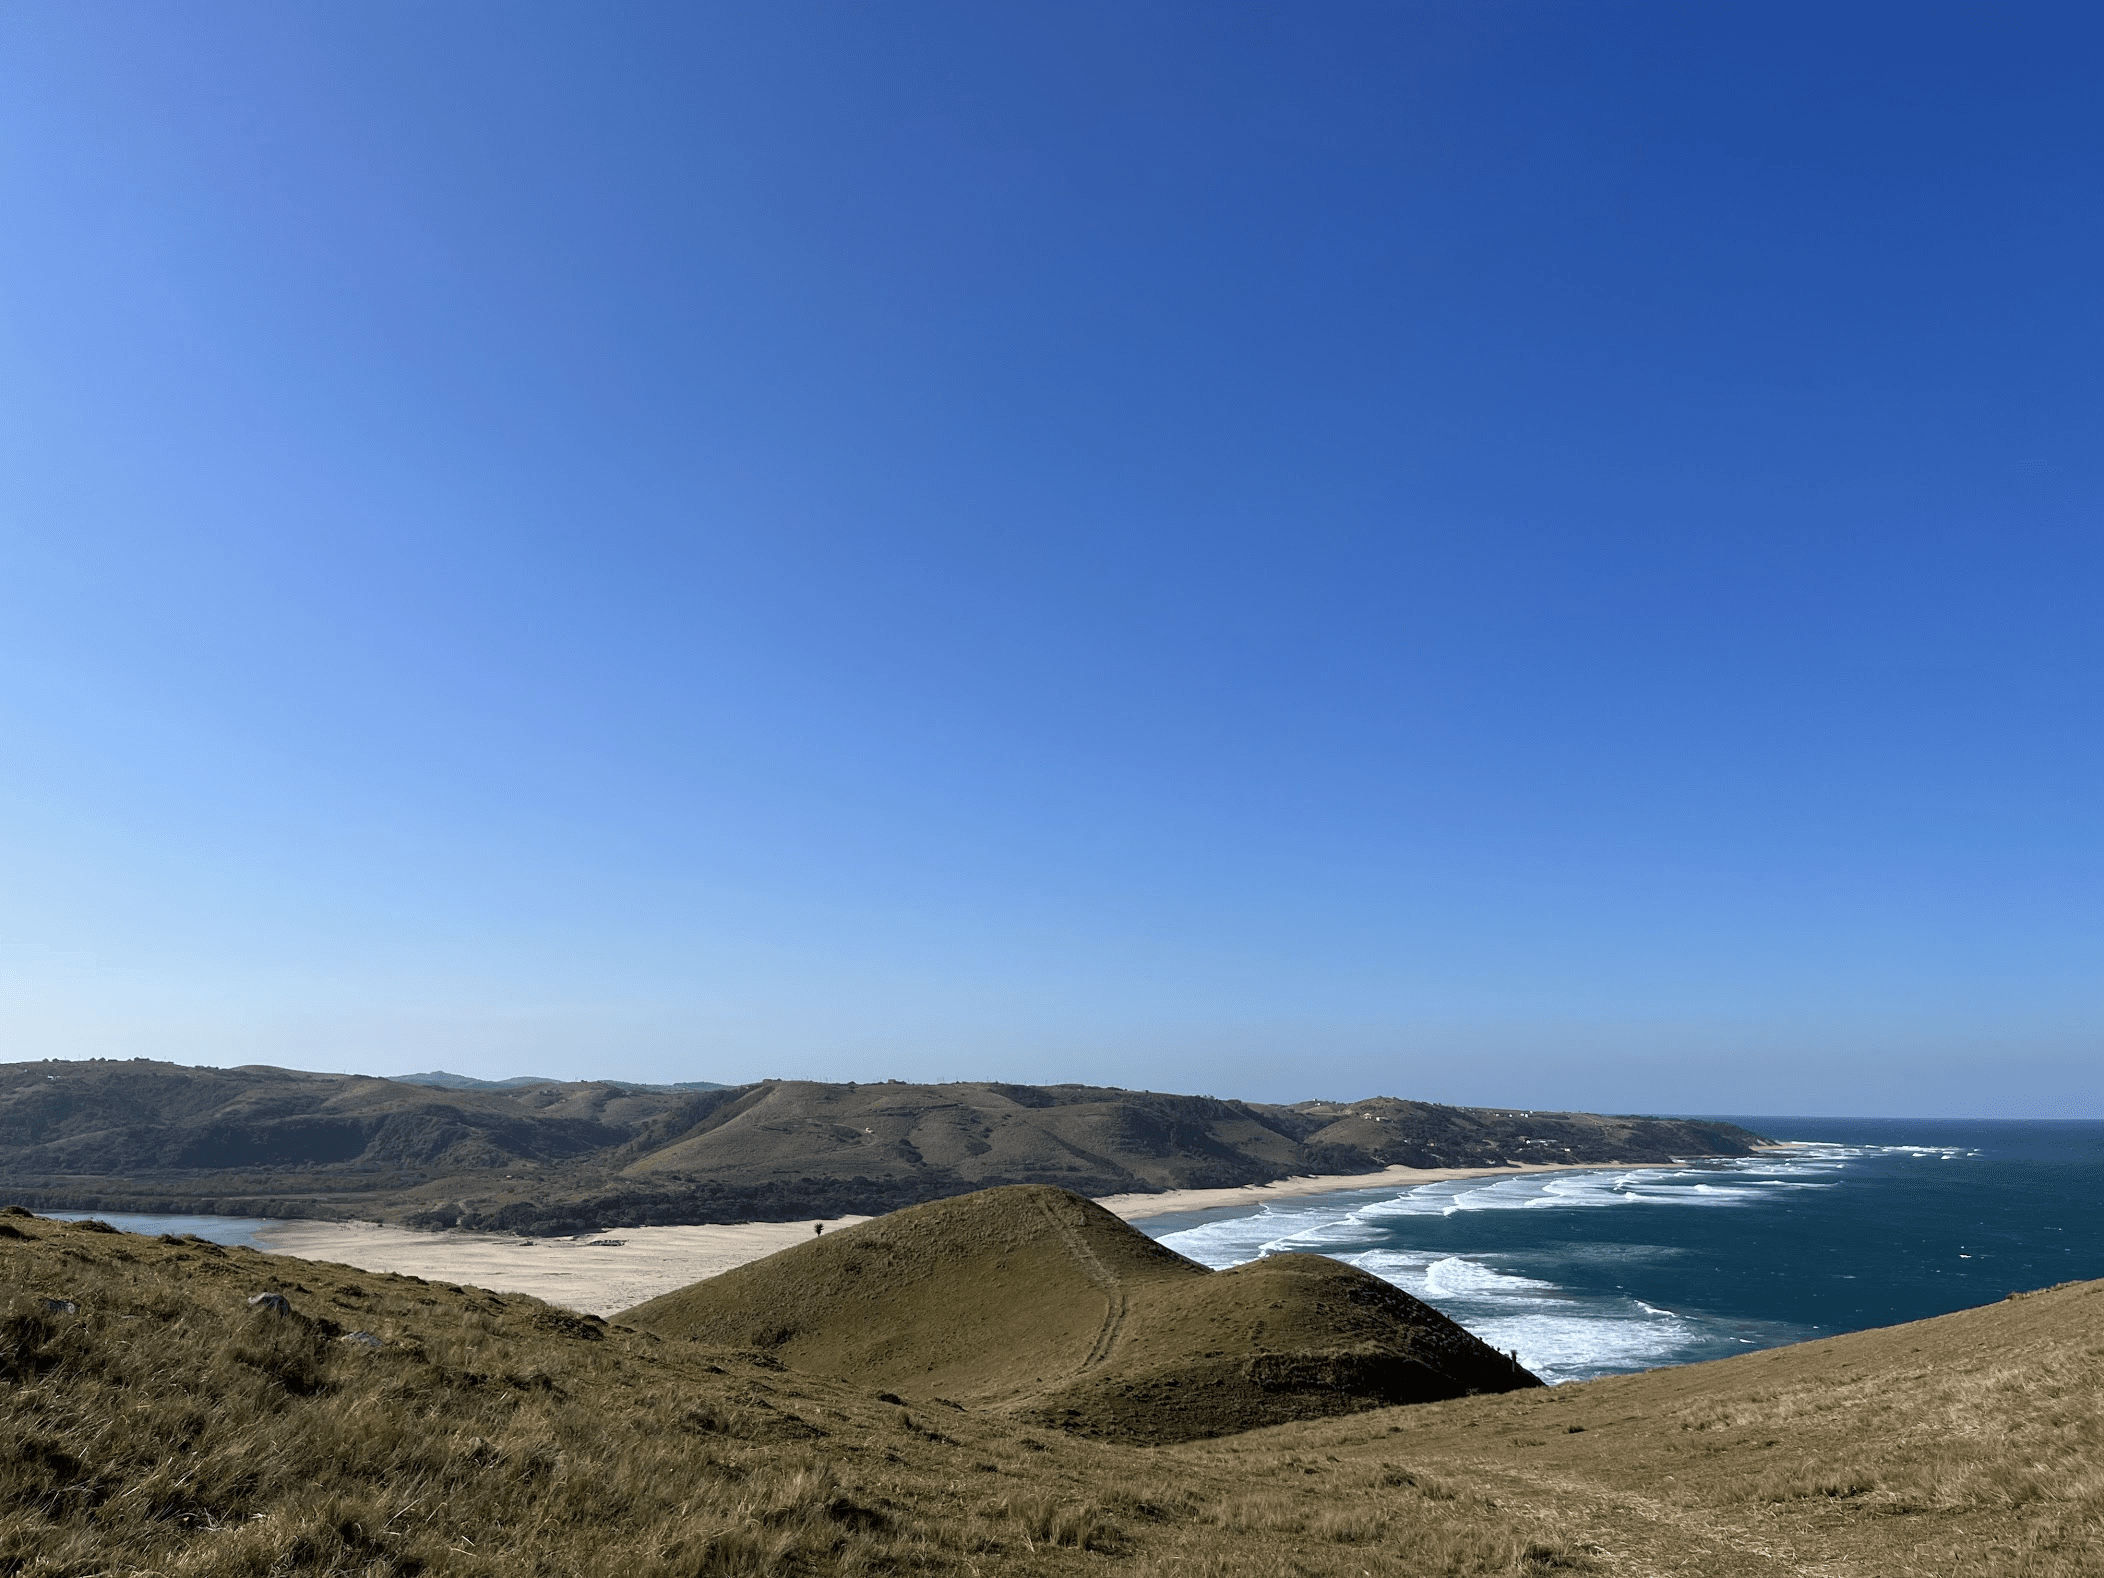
top-left (50, 1115), bottom-right (2103, 1380)
top-left (244, 1159), bottom-right (1606, 1315)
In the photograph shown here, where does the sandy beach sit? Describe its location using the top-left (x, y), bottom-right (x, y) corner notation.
top-left (252, 1158), bottom-right (1702, 1317)
top-left (254, 1216), bottom-right (875, 1318)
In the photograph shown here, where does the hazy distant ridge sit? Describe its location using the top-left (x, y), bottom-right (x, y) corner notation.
top-left (0, 1059), bottom-right (1765, 1234)
top-left (388, 1070), bottom-right (730, 1093)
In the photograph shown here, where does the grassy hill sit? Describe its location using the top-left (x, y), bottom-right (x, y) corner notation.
top-left (4, 1202), bottom-right (2098, 1576)
top-left (0, 1059), bottom-right (1764, 1232)
top-left (619, 1185), bottom-right (1540, 1441)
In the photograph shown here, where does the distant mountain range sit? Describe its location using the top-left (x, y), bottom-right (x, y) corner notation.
top-left (0, 1058), bottom-right (1767, 1234)
top-left (387, 1071), bottom-right (730, 1093)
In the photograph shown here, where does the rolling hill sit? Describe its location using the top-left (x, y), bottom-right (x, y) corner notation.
top-left (619, 1184), bottom-right (1540, 1441)
top-left (0, 1058), bottom-right (1765, 1232)
top-left (3, 1204), bottom-right (2096, 1575)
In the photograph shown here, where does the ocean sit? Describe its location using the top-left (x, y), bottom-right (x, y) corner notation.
top-left (1136, 1118), bottom-right (2104, 1384)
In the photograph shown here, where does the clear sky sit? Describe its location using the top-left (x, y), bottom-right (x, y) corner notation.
top-left (2, 3), bottom-right (2097, 1115)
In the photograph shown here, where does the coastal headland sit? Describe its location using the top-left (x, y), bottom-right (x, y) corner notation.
top-left (0, 1057), bottom-right (1764, 1235)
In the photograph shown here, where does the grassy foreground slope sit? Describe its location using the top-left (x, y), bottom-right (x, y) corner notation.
top-left (1281, 1273), bottom-right (2104, 1577)
top-left (0, 1209), bottom-right (1604, 1577)
top-left (6, 1203), bottom-right (2101, 1576)
top-left (620, 1186), bottom-right (1540, 1441)
top-left (0, 1059), bottom-right (1765, 1231)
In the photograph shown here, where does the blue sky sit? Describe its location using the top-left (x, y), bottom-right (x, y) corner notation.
top-left (2, 2), bottom-right (2097, 1115)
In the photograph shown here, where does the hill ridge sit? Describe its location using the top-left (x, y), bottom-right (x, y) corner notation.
top-left (619, 1184), bottom-right (1541, 1442)
top-left (0, 1058), bottom-right (1766, 1233)
top-left (387, 1070), bottom-right (732, 1093)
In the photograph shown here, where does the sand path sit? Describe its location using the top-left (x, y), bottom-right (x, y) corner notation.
top-left (254, 1157), bottom-right (1763, 1317)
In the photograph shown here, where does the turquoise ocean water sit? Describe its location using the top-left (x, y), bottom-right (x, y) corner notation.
top-left (1136, 1118), bottom-right (2104, 1383)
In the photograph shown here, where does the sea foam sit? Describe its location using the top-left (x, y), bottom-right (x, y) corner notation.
top-left (1151, 1143), bottom-right (1975, 1383)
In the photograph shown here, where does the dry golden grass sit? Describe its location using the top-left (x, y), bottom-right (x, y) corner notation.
top-left (0, 1213), bottom-right (1585, 1576)
top-left (6, 1206), bottom-right (2101, 1576)
top-left (620, 1186), bottom-right (1537, 1442)
top-left (1331, 1277), bottom-right (2104, 1576)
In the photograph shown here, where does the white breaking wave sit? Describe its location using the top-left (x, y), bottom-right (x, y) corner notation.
top-left (1150, 1141), bottom-right (1972, 1385)
top-left (1421, 1255), bottom-right (1559, 1301)
top-left (1338, 1249), bottom-right (1555, 1304)
top-left (1468, 1311), bottom-right (1699, 1385)
top-left (1343, 1248), bottom-right (1713, 1382)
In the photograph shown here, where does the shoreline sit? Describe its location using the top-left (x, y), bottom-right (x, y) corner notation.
top-left (1095, 1156), bottom-right (1713, 1221)
top-left (251, 1153), bottom-right (1782, 1316)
